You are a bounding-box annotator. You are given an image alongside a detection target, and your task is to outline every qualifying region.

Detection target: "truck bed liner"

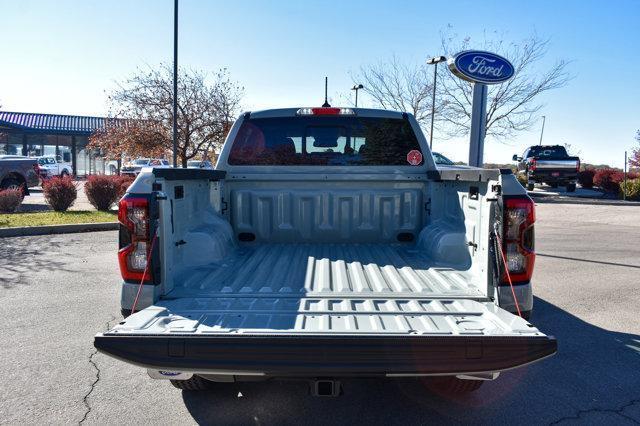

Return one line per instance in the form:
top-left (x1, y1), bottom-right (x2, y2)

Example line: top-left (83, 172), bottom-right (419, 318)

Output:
top-left (170, 243), bottom-right (483, 299)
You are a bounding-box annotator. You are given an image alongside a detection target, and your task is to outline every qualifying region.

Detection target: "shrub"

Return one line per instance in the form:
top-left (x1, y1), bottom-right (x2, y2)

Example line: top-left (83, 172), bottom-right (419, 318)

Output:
top-left (43, 176), bottom-right (77, 212)
top-left (116, 175), bottom-right (135, 198)
top-left (84, 175), bottom-right (121, 211)
top-left (577, 169), bottom-right (595, 189)
top-left (593, 168), bottom-right (624, 194)
top-left (0, 188), bottom-right (23, 213)
top-left (620, 178), bottom-right (640, 201)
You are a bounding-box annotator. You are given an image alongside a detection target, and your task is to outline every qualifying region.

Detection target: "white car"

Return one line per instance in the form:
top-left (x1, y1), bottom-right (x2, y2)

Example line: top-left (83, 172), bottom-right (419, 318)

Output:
top-left (37, 156), bottom-right (72, 178)
top-left (121, 158), bottom-right (170, 176)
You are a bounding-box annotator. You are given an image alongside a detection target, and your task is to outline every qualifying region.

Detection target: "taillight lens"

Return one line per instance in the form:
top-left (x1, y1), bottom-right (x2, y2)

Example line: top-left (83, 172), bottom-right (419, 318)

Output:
top-left (501, 196), bottom-right (535, 284)
top-left (118, 196), bottom-right (151, 282)
top-left (529, 158), bottom-right (537, 171)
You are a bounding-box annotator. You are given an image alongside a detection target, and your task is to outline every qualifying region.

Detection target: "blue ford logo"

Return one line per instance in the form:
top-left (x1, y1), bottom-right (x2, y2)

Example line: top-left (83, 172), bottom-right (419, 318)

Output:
top-left (448, 51), bottom-right (514, 84)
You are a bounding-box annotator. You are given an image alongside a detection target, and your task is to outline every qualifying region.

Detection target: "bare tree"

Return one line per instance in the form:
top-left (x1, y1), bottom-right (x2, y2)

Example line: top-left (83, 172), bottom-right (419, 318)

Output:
top-left (357, 30), bottom-right (572, 141)
top-left (357, 56), bottom-right (437, 125)
top-left (91, 64), bottom-right (243, 166)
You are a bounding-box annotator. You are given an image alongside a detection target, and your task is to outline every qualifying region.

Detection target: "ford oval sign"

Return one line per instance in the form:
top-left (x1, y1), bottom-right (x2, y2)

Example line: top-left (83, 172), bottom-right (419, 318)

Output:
top-left (448, 51), bottom-right (514, 84)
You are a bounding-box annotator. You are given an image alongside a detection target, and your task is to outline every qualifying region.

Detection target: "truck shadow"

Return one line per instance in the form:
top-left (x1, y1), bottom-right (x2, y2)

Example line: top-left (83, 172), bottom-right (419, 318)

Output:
top-left (180, 297), bottom-right (640, 425)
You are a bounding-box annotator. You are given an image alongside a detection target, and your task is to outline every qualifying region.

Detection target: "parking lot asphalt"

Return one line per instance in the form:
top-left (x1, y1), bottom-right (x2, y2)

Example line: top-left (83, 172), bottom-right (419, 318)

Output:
top-left (1, 202), bottom-right (639, 425)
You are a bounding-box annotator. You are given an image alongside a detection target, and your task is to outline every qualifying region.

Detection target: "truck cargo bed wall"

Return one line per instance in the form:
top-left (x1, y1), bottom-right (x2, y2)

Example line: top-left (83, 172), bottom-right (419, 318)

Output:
top-left (228, 179), bottom-right (425, 243)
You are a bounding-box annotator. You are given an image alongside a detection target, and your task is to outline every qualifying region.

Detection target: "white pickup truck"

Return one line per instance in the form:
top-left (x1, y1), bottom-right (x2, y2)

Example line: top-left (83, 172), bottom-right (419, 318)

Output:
top-left (95, 107), bottom-right (556, 395)
top-left (37, 156), bottom-right (72, 178)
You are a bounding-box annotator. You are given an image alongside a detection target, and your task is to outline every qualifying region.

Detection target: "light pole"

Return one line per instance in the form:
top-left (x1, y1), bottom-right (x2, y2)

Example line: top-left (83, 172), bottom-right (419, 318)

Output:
top-left (426, 56), bottom-right (447, 150)
top-left (538, 115), bottom-right (546, 146)
top-left (351, 84), bottom-right (363, 107)
top-left (172, 0), bottom-right (179, 168)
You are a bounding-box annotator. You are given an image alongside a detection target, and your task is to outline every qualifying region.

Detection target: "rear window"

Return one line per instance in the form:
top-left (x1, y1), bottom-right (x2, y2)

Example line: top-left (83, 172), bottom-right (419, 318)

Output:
top-left (228, 116), bottom-right (423, 166)
top-left (528, 146), bottom-right (568, 158)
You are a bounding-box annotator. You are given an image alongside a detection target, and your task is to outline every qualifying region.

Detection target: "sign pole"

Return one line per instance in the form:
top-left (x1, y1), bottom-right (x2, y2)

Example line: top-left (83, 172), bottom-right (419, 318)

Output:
top-left (538, 115), bottom-right (546, 145)
top-left (172, 0), bottom-right (179, 168)
top-left (468, 83), bottom-right (488, 167)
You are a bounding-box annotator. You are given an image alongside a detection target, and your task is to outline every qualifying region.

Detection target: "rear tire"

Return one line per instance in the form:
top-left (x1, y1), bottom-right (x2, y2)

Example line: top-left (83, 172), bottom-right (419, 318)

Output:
top-left (171, 375), bottom-right (214, 391)
top-left (429, 377), bottom-right (484, 394)
top-left (566, 183), bottom-right (576, 192)
top-left (527, 182), bottom-right (534, 191)
top-left (60, 170), bottom-right (69, 178)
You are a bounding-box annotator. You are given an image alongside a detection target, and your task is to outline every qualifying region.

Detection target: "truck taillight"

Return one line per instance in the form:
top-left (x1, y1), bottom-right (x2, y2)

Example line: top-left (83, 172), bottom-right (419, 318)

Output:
top-left (529, 158), bottom-right (537, 171)
top-left (501, 196), bottom-right (535, 284)
top-left (118, 196), bottom-right (152, 282)
top-left (576, 159), bottom-right (581, 172)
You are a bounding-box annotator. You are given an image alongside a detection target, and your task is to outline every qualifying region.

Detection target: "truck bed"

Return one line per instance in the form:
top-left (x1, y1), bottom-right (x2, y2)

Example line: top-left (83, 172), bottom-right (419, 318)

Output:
top-left (169, 243), bottom-right (484, 299)
top-left (112, 242), bottom-right (516, 338)
top-left (99, 242), bottom-right (552, 373)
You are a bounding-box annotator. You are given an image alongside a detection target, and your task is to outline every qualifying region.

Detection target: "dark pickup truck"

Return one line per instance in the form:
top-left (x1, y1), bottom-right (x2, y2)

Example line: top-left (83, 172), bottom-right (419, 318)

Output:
top-left (0, 155), bottom-right (40, 195)
top-left (513, 145), bottom-right (580, 192)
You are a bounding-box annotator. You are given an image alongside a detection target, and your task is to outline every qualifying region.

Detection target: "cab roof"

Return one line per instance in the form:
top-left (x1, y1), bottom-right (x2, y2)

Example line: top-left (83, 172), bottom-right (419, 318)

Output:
top-left (246, 107), bottom-right (408, 120)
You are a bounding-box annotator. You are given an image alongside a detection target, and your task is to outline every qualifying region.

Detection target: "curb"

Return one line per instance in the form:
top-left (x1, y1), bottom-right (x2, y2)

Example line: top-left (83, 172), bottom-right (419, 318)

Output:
top-left (0, 222), bottom-right (118, 238)
top-left (531, 196), bottom-right (639, 207)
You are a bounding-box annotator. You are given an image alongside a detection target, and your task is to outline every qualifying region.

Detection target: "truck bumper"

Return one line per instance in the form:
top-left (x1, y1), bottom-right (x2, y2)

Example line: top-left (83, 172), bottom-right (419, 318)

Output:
top-left (94, 333), bottom-right (556, 376)
top-left (529, 171), bottom-right (577, 184)
top-left (498, 282), bottom-right (533, 313)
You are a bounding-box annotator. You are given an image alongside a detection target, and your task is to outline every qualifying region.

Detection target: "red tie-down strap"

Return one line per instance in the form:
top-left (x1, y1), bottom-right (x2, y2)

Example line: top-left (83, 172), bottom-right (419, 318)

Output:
top-left (494, 228), bottom-right (523, 318)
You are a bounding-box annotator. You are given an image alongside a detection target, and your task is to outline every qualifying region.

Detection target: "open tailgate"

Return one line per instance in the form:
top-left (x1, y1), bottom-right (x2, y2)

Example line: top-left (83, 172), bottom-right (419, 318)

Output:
top-left (95, 298), bottom-right (556, 375)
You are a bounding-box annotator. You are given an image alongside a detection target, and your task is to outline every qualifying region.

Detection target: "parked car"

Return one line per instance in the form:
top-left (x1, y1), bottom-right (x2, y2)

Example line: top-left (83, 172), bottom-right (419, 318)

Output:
top-left (432, 152), bottom-right (455, 166)
top-left (187, 160), bottom-right (214, 169)
top-left (121, 158), bottom-right (170, 176)
top-left (0, 155), bottom-right (40, 195)
top-left (37, 155), bottom-right (72, 178)
top-left (513, 145), bottom-right (580, 192)
top-left (95, 107), bottom-right (556, 395)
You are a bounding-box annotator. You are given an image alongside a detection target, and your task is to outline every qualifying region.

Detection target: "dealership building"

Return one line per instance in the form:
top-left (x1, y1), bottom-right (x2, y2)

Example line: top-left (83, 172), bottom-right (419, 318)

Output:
top-left (0, 111), bottom-right (113, 176)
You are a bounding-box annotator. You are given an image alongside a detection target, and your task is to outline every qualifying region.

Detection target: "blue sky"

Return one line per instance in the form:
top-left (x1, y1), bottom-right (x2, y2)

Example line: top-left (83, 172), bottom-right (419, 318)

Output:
top-left (1, 0), bottom-right (639, 167)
